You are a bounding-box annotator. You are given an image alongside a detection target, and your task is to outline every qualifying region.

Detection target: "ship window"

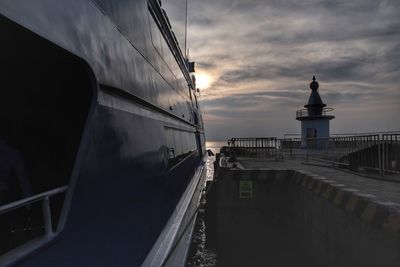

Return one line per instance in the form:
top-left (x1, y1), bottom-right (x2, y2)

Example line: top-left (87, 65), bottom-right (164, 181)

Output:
top-left (148, 3), bottom-right (190, 97)
top-left (148, 8), bottom-right (165, 59)
top-left (164, 127), bottom-right (197, 167)
top-left (200, 132), bottom-right (206, 153)
top-left (160, 0), bottom-right (187, 52)
top-left (193, 90), bottom-right (199, 109)
top-left (0, 15), bottom-right (92, 254)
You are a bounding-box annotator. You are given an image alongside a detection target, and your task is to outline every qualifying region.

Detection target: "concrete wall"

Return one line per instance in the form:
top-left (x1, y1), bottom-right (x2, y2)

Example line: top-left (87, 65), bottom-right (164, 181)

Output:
top-left (206, 168), bottom-right (400, 267)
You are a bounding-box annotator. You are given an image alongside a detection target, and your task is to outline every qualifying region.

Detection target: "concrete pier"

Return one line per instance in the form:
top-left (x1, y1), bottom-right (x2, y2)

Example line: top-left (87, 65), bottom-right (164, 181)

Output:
top-left (205, 156), bottom-right (400, 267)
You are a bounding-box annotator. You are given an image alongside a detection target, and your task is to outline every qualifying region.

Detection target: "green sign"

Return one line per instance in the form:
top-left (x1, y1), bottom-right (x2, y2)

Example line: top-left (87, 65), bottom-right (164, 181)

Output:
top-left (239, 180), bottom-right (253, 198)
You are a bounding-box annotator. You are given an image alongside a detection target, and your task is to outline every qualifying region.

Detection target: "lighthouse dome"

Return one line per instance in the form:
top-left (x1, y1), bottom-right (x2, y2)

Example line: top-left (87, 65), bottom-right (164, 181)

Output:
top-left (309, 75), bottom-right (319, 90)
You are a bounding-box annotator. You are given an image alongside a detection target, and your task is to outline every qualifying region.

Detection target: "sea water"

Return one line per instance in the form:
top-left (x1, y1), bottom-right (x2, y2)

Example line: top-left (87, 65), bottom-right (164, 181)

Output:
top-left (186, 141), bottom-right (225, 267)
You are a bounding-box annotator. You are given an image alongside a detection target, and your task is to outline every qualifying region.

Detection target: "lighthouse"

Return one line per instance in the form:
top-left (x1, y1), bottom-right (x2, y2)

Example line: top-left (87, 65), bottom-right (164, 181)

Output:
top-left (296, 76), bottom-right (334, 148)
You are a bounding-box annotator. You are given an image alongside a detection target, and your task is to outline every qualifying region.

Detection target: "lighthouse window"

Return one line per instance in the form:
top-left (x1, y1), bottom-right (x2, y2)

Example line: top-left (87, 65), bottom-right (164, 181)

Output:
top-left (306, 128), bottom-right (317, 138)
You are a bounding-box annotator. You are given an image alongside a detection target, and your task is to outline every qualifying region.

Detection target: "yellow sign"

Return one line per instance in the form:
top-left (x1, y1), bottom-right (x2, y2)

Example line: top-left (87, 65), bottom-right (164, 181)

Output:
top-left (239, 180), bottom-right (253, 198)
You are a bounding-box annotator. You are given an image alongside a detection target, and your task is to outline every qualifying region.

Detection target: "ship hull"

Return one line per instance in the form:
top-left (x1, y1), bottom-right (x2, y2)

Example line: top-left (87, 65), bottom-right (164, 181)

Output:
top-left (0, 0), bottom-right (206, 266)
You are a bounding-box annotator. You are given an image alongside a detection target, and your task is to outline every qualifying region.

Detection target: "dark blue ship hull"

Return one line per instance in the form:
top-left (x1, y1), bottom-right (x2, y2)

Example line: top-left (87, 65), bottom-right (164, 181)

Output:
top-left (0, 0), bottom-right (206, 266)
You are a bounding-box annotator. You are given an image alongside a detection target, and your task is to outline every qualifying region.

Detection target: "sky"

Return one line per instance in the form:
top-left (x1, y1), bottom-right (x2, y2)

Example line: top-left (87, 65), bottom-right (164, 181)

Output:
top-left (166, 0), bottom-right (400, 141)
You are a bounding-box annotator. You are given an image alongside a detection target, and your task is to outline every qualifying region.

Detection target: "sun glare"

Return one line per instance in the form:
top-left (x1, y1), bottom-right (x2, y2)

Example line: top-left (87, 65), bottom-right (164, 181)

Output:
top-left (196, 73), bottom-right (211, 89)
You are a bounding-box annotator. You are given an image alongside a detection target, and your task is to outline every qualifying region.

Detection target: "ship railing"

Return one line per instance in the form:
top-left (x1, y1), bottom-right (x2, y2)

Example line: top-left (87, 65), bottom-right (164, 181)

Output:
top-left (296, 107), bottom-right (334, 118)
top-left (0, 186), bottom-right (68, 265)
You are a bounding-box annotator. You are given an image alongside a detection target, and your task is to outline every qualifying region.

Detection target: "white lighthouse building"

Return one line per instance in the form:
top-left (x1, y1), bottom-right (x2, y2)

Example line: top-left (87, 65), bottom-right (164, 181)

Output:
top-left (296, 76), bottom-right (334, 148)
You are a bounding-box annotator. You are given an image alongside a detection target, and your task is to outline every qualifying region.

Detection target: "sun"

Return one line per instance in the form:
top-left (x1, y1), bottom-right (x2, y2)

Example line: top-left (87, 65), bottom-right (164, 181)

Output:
top-left (195, 73), bottom-right (211, 89)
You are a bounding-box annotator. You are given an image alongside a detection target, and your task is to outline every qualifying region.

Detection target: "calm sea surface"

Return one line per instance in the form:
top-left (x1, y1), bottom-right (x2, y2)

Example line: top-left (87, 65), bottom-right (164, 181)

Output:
top-left (186, 141), bottom-right (225, 267)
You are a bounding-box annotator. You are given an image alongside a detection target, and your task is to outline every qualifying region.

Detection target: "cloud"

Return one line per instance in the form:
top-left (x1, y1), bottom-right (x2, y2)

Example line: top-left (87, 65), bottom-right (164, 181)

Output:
top-left (195, 62), bottom-right (216, 70)
top-left (182, 0), bottom-right (400, 140)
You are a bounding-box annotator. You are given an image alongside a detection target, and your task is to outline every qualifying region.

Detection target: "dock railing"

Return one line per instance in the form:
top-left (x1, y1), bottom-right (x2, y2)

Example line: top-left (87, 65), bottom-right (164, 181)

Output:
top-left (382, 133), bottom-right (400, 173)
top-left (227, 137), bottom-right (281, 159)
top-left (227, 132), bottom-right (400, 175)
top-left (297, 135), bottom-right (381, 171)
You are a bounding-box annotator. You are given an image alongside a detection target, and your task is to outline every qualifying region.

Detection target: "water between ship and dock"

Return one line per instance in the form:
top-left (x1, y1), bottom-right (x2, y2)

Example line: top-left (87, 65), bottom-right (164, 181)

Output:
top-left (186, 141), bottom-right (222, 267)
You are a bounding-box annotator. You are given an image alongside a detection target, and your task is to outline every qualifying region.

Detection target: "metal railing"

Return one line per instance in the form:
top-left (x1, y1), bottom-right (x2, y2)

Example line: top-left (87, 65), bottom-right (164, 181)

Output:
top-left (382, 134), bottom-right (400, 172)
top-left (0, 186), bottom-right (67, 236)
top-left (0, 186), bottom-right (68, 265)
top-left (227, 137), bottom-right (281, 159)
top-left (293, 136), bottom-right (381, 170)
top-left (228, 137), bottom-right (278, 148)
top-left (226, 133), bottom-right (400, 175)
top-left (296, 107), bottom-right (334, 118)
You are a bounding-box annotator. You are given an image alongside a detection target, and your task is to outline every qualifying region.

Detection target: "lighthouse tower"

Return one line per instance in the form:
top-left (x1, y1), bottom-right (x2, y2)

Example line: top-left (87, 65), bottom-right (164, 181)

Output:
top-left (296, 76), bottom-right (334, 148)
